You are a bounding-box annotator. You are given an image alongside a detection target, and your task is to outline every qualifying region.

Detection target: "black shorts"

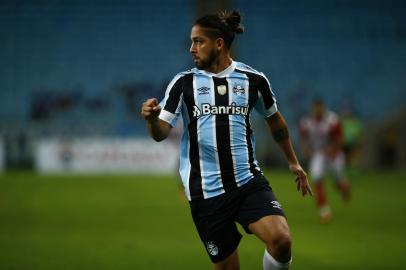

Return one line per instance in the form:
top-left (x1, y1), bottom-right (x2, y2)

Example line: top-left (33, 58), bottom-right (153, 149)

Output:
top-left (189, 174), bottom-right (286, 263)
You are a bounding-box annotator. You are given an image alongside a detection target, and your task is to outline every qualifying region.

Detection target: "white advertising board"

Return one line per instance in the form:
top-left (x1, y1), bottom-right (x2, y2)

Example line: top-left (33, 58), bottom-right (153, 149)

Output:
top-left (34, 138), bottom-right (178, 174)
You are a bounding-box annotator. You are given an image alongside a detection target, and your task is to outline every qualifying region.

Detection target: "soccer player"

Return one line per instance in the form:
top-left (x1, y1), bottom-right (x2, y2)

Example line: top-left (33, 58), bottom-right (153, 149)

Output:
top-left (299, 100), bottom-right (351, 224)
top-left (141, 10), bottom-right (312, 270)
top-left (341, 106), bottom-right (363, 171)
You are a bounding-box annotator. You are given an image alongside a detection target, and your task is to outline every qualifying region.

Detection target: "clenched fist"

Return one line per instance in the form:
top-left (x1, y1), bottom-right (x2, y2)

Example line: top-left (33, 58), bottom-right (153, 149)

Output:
top-left (141, 98), bottom-right (161, 122)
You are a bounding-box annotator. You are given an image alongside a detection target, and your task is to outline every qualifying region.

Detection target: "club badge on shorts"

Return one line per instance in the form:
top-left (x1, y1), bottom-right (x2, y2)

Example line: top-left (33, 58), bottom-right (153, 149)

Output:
top-left (217, 85), bottom-right (227, 95)
top-left (206, 241), bottom-right (219, 256)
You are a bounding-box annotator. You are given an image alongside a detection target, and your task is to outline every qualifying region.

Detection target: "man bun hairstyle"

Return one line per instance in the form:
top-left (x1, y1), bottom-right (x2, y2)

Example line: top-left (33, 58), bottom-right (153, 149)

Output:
top-left (218, 10), bottom-right (244, 34)
top-left (194, 9), bottom-right (244, 49)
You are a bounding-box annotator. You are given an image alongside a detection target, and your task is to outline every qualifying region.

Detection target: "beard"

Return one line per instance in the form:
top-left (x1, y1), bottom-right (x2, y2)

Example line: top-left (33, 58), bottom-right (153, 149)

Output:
top-left (195, 49), bottom-right (219, 70)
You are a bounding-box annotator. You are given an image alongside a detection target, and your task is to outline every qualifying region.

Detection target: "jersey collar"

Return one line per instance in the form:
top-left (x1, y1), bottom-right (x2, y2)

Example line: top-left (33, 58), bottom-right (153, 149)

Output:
top-left (195, 60), bottom-right (237, 77)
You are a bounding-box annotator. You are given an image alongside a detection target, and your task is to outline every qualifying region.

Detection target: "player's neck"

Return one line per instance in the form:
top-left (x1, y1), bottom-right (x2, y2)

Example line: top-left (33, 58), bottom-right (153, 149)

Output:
top-left (205, 54), bottom-right (232, 74)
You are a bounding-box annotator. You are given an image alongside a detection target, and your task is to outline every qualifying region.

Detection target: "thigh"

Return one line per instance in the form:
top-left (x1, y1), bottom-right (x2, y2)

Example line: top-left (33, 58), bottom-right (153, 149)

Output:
top-left (247, 215), bottom-right (290, 245)
top-left (213, 249), bottom-right (240, 270)
top-left (310, 152), bottom-right (326, 181)
top-left (329, 152), bottom-right (346, 181)
top-left (236, 175), bottom-right (285, 234)
top-left (190, 194), bottom-right (242, 263)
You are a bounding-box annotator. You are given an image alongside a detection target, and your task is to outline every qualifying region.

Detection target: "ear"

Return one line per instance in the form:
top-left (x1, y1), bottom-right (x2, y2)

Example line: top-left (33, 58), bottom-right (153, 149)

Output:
top-left (215, 38), bottom-right (225, 51)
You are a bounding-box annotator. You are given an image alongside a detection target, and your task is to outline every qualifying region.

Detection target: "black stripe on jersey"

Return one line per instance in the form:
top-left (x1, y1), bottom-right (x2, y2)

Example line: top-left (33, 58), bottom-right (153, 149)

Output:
top-left (258, 76), bottom-right (275, 110)
top-left (235, 69), bottom-right (262, 176)
top-left (163, 76), bottom-right (184, 113)
top-left (213, 77), bottom-right (237, 191)
top-left (182, 73), bottom-right (203, 199)
top-left (245, 113), bottom-right (261, 177)
top-left (182, 73), bottom-right (197, 121)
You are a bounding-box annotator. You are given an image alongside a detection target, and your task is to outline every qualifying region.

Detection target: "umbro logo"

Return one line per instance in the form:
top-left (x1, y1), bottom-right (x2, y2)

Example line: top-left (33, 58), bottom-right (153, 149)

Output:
top-left (271, 200), bottom-right (282, 209)
top-left (197, 86), bottom-right (210, 95)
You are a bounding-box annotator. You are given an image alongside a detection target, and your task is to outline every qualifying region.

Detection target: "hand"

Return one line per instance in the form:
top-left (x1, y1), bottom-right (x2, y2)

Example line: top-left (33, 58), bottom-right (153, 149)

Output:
top-left (141, 98), bottom-right (161, 122)
top-left (289, 164), bottom-right (313, 197)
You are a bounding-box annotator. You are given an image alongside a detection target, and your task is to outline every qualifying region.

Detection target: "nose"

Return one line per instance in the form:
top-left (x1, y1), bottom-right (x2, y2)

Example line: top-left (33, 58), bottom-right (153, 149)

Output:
top-left (190, 42), bottom-right (196, 54)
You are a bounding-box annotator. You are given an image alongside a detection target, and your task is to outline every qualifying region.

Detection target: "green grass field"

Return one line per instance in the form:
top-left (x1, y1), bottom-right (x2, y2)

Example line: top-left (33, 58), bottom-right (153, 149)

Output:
top-left (1, 170), bottom-right (405, 270)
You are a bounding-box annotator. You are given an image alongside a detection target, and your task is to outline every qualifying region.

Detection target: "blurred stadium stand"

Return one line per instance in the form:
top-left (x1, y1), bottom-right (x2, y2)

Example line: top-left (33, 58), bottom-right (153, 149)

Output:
top-left (0, 0), bottom-right (405, 169)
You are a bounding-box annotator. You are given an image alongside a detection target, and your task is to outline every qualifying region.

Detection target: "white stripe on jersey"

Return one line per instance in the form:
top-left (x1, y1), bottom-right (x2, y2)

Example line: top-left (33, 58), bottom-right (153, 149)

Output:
top-left (193, 75), bottom-right (208, 198)
top-left (226, 75), bottom-right (239, 184)
top-left (180, 100), bottom-right (192, 201)
top-left (184, 132), bottom-right (191, 200)
top-left (240, 72), bottom-right (254, 186)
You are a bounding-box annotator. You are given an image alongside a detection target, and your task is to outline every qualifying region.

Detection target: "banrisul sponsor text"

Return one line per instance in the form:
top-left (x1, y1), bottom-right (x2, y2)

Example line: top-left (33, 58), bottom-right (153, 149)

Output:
top-left (193, 103), bottom-right (248, 118)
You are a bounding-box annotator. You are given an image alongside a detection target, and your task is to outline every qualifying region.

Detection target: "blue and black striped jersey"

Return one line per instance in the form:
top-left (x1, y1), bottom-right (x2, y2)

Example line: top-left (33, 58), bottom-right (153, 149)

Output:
top-left (159, 61), bottom-right (278, 201)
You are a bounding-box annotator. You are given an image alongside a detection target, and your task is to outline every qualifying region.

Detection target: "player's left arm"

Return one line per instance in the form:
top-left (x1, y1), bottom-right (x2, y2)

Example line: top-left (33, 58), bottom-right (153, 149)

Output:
top-left (266, 112), bottom-right (313, 197)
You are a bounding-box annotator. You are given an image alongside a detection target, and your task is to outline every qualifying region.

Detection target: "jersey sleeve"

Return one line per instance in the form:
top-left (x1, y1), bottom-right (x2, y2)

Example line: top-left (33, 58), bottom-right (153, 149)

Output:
top-left (253, 74), bottom-right (278, 118)
top-left (158, 74), bottom-right (184, 127)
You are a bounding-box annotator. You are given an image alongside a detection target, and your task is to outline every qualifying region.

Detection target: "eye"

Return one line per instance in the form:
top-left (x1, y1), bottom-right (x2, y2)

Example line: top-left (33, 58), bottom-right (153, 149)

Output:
top-left (193, 38), bottom-right (203, 45)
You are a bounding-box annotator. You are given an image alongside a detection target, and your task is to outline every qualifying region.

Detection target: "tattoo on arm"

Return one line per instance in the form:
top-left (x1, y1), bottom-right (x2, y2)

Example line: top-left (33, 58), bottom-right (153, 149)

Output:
top-left (272, 127), bottom-right (290, 142)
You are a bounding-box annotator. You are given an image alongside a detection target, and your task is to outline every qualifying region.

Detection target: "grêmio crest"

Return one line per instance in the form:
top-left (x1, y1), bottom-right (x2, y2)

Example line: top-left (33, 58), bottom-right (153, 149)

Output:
top-left (232, 84), bottom-right (245, 95)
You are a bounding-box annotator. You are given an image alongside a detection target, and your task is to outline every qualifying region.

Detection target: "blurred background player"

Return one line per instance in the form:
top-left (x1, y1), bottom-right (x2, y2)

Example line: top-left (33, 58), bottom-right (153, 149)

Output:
top-left (341, 105), bottom-right (363, 174)
top-left (299, 99), bottom-right (351, 224)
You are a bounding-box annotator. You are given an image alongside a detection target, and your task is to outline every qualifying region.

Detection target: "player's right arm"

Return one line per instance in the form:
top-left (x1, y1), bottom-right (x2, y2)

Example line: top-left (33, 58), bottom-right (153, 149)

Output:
top-left (253, 73), bottom-right (312, 197)
top-left (141, 98), bottom-right (172, 142)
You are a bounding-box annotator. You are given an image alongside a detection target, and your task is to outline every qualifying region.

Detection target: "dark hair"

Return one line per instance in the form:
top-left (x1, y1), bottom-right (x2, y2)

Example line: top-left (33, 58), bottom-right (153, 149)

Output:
top-left (312, 97), bottom-right (324, 106)
top-left (194, 10), bottom-right (244, 49)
